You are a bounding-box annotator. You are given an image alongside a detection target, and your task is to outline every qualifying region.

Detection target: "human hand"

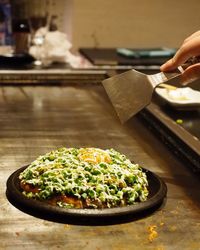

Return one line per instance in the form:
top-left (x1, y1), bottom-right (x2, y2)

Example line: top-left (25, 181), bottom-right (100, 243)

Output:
top-left (160, 31), bottom-right (200, 85)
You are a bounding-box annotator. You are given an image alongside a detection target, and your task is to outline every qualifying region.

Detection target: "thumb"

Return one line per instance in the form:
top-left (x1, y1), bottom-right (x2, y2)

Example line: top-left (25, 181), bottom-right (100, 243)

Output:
top-left (181, 63), bottom-right (200, 85)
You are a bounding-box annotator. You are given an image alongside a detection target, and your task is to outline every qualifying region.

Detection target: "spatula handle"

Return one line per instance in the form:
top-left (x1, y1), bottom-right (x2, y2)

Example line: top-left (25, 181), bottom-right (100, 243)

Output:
top-left (160, 56), bottom-right (200, 86)
top-left (148, 70), bottom-right (182, 88)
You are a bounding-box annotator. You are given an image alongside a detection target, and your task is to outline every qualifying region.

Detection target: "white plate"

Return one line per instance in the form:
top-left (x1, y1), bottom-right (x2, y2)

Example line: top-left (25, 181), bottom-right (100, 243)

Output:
top-left (155, 87), bottom-right (200, 109)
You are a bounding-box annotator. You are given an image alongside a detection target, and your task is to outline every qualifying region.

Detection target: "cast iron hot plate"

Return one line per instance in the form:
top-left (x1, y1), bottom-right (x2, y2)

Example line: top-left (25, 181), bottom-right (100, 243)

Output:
top-left (6, 166), bottom-right (167, 225)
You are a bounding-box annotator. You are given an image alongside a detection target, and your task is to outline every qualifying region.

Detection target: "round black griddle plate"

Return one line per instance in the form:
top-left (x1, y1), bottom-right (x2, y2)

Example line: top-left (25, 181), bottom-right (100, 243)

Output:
top-left (6, 166), bottom-right (167, 225)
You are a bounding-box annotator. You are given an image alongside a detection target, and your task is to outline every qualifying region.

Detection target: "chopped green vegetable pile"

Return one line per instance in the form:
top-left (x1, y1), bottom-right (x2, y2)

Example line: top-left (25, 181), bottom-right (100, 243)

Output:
top-left (19, 147), bottom-right (149, 209)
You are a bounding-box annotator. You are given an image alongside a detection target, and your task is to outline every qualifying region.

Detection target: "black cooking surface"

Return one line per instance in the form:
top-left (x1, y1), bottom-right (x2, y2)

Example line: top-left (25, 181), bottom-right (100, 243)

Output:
top-left (160, 105), bottom-right (200, 140)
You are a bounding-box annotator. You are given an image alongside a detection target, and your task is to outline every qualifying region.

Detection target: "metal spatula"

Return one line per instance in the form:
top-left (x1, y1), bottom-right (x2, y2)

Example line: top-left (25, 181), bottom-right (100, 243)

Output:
top-left (102, 69), bottom-right (184, 123)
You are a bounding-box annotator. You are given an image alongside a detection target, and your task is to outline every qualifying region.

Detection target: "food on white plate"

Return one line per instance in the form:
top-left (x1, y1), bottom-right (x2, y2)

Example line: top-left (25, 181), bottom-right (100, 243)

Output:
top-left (19, 147), bottom-right (149, 209)
top-left (156, 86), bottom-right (200, 108)
top-left (166, 88), bottom-right (190, 101)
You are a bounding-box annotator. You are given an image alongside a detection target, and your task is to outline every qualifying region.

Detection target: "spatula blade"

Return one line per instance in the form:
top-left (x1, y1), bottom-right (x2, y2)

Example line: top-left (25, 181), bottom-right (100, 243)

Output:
top-left (102, 69), bottom-right (154, 123)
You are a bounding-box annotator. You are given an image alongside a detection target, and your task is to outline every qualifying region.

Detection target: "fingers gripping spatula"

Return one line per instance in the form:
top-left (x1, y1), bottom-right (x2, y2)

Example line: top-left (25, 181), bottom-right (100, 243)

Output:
top-left (102, 69), bottom-right (183, 123)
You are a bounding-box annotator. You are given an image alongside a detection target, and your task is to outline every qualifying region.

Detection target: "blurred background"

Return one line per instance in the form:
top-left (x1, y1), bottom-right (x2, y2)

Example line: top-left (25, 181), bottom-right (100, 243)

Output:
top-left (70, 0), bottom-right (200, 50)
top-left (1, 0), bottom-right (199, 51)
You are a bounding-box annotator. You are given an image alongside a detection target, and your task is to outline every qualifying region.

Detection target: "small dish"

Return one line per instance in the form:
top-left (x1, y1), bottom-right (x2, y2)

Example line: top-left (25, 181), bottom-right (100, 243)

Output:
top-left (0, 53), bottom-right (34, 67)
top-left (155, 87), bottom-right (200, 109)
